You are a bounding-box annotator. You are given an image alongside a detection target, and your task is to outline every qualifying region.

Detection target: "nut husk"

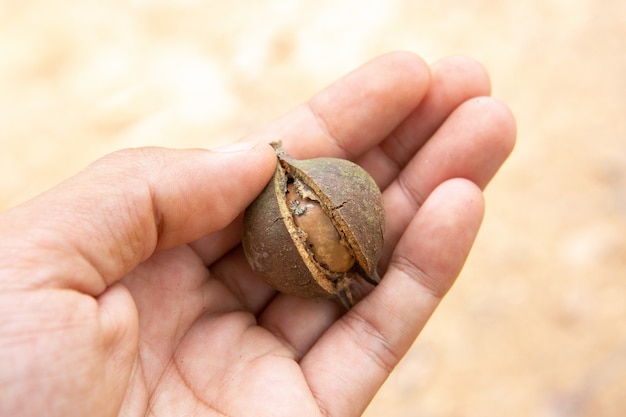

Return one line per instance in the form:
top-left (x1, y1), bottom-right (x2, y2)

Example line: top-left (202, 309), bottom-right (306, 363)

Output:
top-left (242, 142), bottom-right (385, 308)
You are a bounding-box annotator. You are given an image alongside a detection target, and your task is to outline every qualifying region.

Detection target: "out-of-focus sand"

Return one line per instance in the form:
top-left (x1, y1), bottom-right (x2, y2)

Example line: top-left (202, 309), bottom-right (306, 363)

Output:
top-left (1, 1), bottom-right (625, 415)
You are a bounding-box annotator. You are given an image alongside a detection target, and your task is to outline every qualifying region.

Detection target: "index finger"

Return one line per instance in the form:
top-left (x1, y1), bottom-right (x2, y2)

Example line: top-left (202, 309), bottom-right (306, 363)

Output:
top-left (247, 51), bottom-right (431, 161)
top-left (192, 51), bottom-right (431, 266)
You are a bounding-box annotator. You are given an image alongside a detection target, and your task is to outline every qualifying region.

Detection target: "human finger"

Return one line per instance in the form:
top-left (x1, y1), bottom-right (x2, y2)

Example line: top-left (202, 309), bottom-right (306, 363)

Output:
top-left (253, 97), bottom-right (514, 355)
top-left (380, 97), bottom-right (515, 269)
top-left (207, 60), bottom-right (515, 346)
top-left (354, 55), bottom-right (492, 189)
top-left (0, 144), bottom-right (276, 295)
top-left (192, 51), bottom-right (432, 296)
top-left (246, 50), bottom-right (431, 161)
top-left (300, 178), bottom-right (485, 417)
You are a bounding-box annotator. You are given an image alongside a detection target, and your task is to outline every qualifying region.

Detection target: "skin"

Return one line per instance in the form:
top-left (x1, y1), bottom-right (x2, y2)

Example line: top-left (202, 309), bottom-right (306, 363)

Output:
top-left (0, 51), bottom-right (516, 416)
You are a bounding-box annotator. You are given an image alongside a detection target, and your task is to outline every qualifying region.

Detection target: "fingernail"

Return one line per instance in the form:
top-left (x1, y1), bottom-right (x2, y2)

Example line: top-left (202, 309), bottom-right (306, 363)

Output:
top-left (211, 141), bottom-right (257, 153)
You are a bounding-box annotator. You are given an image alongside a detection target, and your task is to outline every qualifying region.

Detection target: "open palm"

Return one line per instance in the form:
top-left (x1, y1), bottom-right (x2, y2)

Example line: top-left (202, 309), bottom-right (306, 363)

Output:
top-left (0, 52), bottom-right (515, 417)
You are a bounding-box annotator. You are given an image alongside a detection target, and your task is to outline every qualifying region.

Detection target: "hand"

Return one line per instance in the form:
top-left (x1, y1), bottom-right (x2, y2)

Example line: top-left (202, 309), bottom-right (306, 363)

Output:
top-left (0, 52), bottom-right (515, 417)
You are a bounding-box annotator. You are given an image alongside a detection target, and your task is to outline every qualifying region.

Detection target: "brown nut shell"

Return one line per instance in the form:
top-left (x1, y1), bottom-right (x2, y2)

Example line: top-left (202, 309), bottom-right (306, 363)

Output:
top-left (242, 142), bottom-right (385, 308)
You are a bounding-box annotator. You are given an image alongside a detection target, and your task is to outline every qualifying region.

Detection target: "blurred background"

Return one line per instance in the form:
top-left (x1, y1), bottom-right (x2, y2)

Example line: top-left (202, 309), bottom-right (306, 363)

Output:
top-left (1, 0), bottom-right (625, 415)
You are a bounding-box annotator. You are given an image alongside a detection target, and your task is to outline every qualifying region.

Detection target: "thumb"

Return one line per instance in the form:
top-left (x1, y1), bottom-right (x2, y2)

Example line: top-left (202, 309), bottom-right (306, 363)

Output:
top-left (0, 142), bottom-right (277, 294)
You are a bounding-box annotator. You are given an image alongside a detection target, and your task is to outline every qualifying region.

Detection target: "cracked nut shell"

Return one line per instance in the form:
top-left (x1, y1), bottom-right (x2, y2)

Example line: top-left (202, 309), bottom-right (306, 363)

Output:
top-left (242, 142), bottom-right (385, 308)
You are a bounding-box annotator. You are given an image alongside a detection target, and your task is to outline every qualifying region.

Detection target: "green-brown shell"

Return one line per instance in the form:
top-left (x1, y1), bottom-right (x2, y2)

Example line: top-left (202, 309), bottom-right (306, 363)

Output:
top-left (242, 142), bottom-right (385, 308)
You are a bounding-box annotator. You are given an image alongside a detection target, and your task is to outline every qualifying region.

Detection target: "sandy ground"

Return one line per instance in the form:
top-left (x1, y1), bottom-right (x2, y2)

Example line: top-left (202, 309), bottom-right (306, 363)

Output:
top-left (1, 1), bottom-right (625, 416)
